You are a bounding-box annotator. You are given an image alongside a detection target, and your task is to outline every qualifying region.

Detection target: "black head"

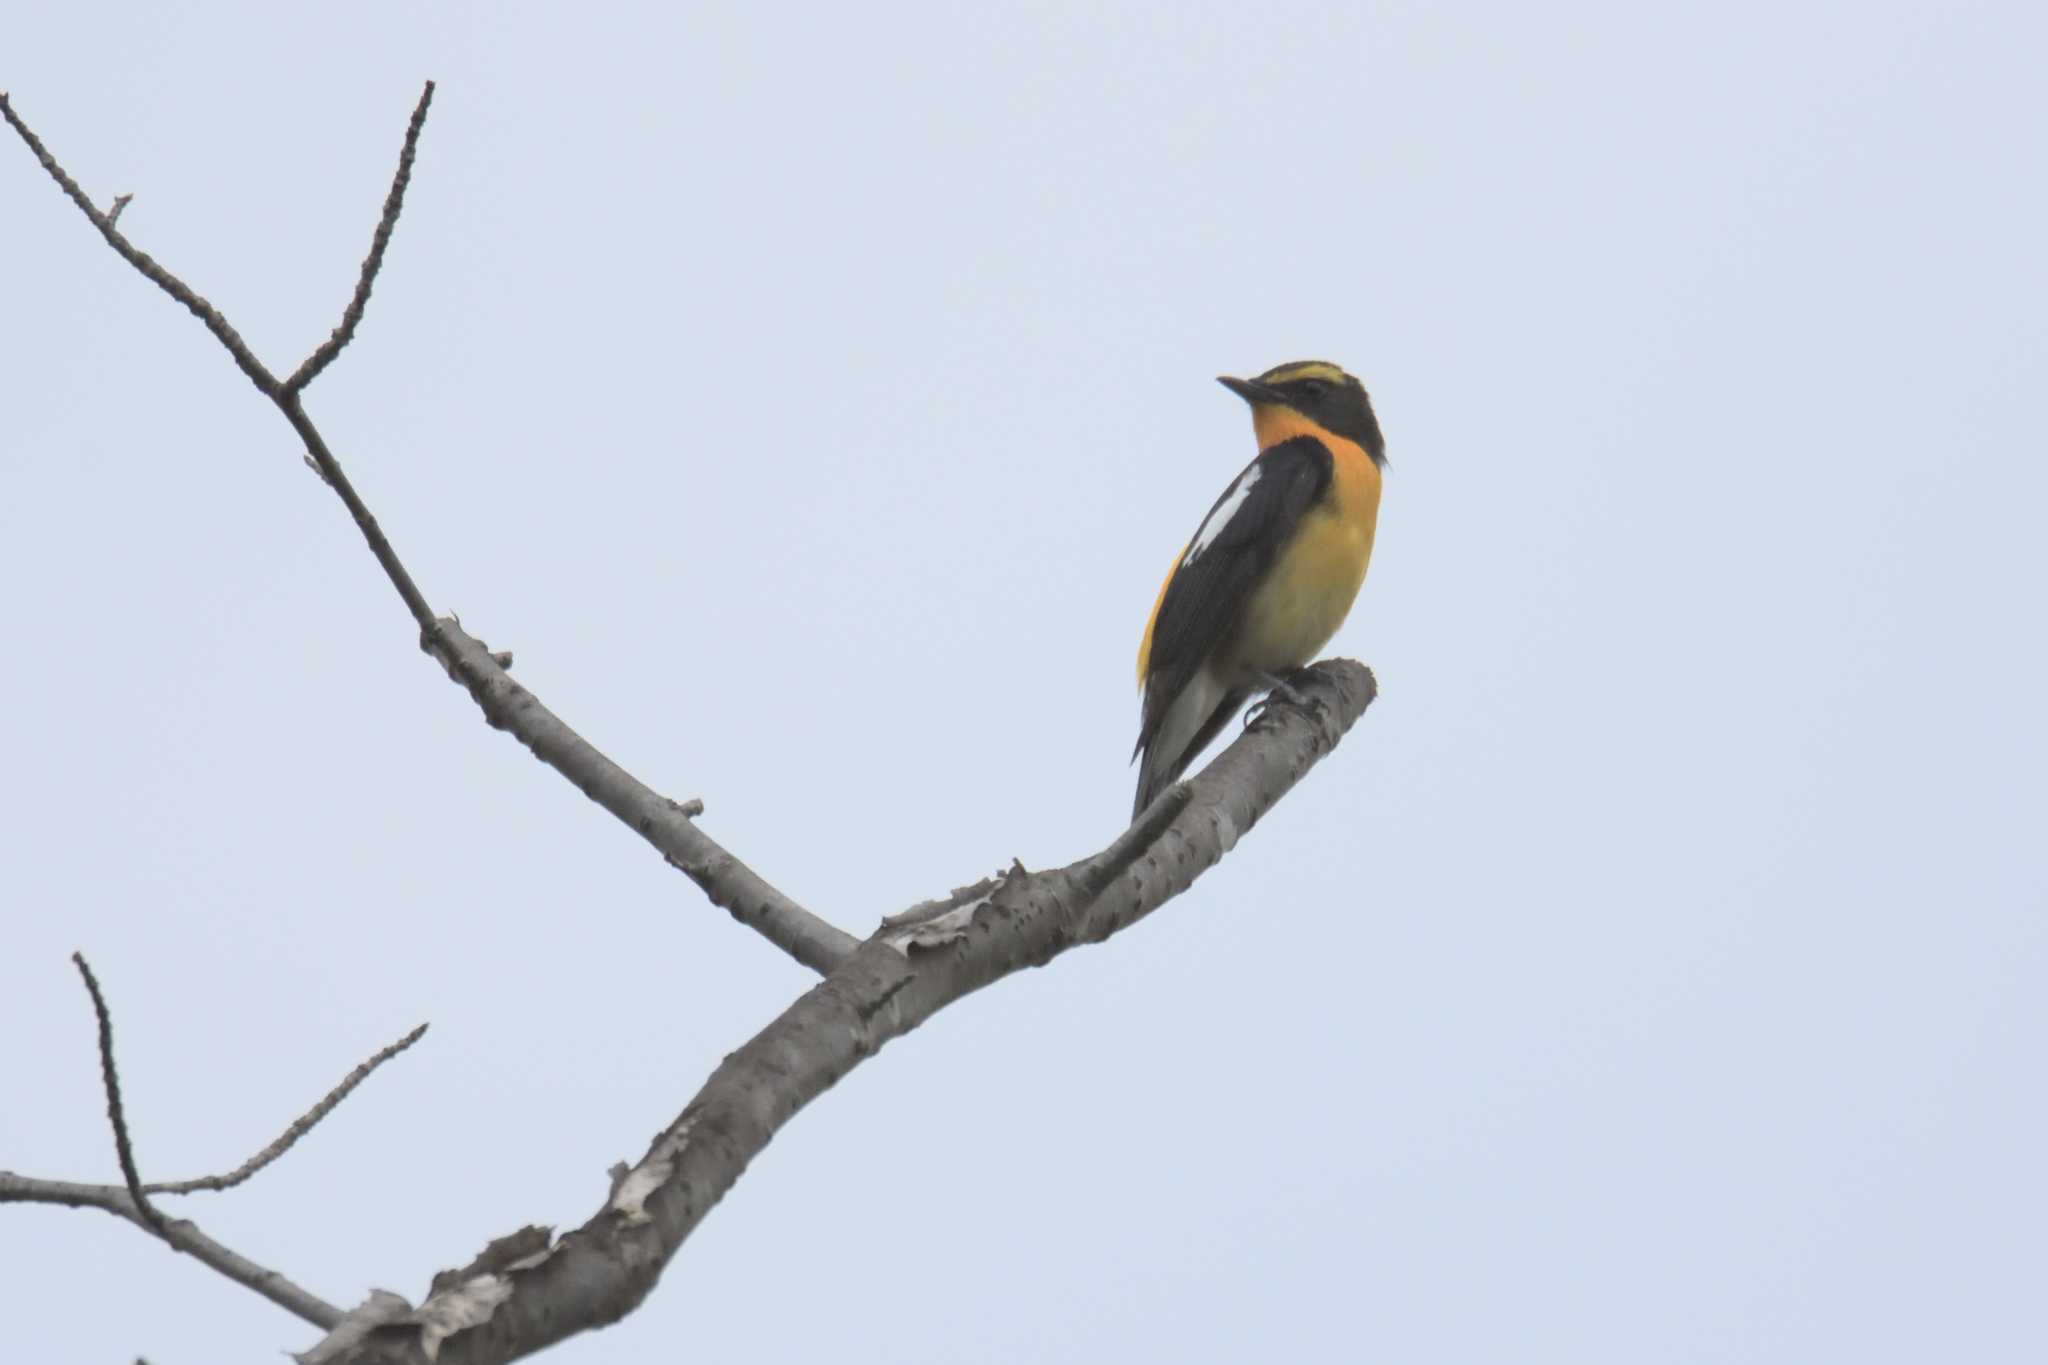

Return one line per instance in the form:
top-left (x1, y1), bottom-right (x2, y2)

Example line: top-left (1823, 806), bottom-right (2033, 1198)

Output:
top-left (1219, 360), bottom-right (1386, 466)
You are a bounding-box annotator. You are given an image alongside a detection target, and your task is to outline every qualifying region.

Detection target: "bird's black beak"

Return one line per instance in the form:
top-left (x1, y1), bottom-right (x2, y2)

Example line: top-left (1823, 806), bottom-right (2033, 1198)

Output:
top-left (1218, 375), bottom-right (1281, 405)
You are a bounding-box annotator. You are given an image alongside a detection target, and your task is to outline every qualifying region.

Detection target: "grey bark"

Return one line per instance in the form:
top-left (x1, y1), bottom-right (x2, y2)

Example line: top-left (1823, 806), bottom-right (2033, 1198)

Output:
top-left (301, 660), bottom-right (1376, 1365)
top-left (5, 84), bottom-right (1383, 1363)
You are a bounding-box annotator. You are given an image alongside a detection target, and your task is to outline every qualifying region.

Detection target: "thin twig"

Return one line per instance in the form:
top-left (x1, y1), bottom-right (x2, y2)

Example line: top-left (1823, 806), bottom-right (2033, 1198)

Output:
top-left (69, 952), bottom-right (168, 1237)
top-left (432, 618), bottom-right (860, 972)
top-left (4, 85), bottom-right (855, 976)
top-left (282, 392), bottom-right (438, 628)
top-left (0, 1010), bottom-right (424, 1320)
top-left (144, 1022), bottom-right (429, 1196)
top-left (0, 1172), bottom-right (344, 1329)
top-left (285, 82), bottom-right (435, 396)
top-left (1, 92), bottom-right (279, 398)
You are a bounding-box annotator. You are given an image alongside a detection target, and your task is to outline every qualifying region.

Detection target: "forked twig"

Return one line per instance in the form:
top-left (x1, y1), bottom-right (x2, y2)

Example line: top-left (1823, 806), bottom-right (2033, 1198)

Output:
top-left (2, 83), bottom-right (854, 972)
top-left (2, 996), bottom-right (427, 1327)
top-left (69, 953), bottom-right (167, 1237)
top-left (0, 1171), bottom-right (344, 1328)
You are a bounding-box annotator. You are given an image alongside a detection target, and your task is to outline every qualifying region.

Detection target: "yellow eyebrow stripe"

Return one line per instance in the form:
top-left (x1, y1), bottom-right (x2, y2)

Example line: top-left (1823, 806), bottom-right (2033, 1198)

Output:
top-left (1256, 361), bottom-right (1348, 386)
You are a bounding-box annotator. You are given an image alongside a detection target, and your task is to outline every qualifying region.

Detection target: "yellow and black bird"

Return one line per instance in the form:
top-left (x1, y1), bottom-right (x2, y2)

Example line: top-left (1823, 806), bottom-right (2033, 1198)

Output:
top-left (1132, 361), bottom-right (1386, 818)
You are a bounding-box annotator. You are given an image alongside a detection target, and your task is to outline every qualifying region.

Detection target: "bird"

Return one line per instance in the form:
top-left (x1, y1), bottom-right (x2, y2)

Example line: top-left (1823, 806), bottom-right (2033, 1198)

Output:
top-left (1131, 360), bottom-right (1386, 820)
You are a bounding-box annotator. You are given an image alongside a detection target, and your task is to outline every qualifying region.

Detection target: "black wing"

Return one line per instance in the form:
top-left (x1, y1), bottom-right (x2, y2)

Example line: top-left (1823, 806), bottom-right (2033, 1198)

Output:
top-left (1135, 434), bottom-right (1333, 760)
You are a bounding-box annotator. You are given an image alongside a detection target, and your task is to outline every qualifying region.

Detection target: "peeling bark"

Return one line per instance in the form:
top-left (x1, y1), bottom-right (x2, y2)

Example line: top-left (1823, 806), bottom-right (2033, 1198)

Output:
top-left (309, 661), bottom-right (1376, 1365)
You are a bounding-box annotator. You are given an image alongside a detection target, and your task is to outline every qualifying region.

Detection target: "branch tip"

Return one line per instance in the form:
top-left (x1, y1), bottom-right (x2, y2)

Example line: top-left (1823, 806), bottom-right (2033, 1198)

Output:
top-left (144, 1020), bottom-right (431, 1197)
top-left (3, 91), bottom-right (280, 397)
top-left (69, 953), bottom-right (168, 1238)
top-left (282, 81), bottom-right (436, 395)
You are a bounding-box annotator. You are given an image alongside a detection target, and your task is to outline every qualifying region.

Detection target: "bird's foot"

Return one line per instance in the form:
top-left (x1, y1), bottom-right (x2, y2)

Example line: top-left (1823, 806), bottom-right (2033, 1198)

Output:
top-left (1242, 669), bottom-right (1320, 729)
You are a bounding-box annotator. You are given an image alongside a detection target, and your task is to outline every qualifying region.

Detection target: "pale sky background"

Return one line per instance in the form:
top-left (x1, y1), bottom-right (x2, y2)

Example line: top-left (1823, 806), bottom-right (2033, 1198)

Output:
top-left (5, 3), bottom-right (2044, 1362)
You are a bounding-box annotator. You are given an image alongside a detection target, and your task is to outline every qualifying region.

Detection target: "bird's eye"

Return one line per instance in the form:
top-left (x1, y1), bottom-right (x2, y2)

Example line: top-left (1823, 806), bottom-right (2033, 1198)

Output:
top-left (1297, 379), bottom-right (1330, 400)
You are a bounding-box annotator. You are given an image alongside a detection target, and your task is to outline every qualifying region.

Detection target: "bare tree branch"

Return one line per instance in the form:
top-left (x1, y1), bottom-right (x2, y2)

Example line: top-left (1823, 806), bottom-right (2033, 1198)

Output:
top-left (428, 618), bottom-right (860, 971)
top-left (3, 989), bottom-right (426, 1326)
top-left (1, 91), bottom-right (280, 399)
top-left (305, 660), bottom-right (1377, 1365)
top-left (285, 82), bottom-right (435, 396)
top-left (10, 84), bottom-right (1382, 1365)
top-left (1, 85), bottom-right (853, 973)
top-left (68, 953), bottom-right (167, 1238)
top-left (0, 1173), bottom-right (343, 1329)
top-left (286, 387), bottom-right (440, 628)
top-left (143, 1023), bottom-right (430, 1197)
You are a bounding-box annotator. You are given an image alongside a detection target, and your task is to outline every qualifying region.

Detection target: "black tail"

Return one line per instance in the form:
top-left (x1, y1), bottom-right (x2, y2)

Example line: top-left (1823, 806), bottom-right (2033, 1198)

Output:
top-left (1131, 687), bottom-right (1247, 822)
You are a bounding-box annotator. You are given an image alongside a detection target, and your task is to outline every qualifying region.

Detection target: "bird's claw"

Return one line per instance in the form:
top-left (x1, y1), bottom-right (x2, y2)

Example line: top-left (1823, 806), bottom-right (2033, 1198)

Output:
top-left (1242, 671), bottom-right (1319, 729)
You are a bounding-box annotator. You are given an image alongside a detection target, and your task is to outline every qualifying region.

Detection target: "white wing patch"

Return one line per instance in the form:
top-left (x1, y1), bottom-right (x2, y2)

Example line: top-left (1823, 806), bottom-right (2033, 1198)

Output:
top-left (1182, 465), bottom-right (1260, 567)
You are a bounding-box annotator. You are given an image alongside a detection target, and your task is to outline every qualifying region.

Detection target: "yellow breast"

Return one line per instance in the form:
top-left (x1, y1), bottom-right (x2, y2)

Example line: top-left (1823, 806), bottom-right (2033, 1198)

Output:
top-left (1227, 433), bottom-right (1380, 676)
top-left (1138, 409), bottom-right (1383, 687)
